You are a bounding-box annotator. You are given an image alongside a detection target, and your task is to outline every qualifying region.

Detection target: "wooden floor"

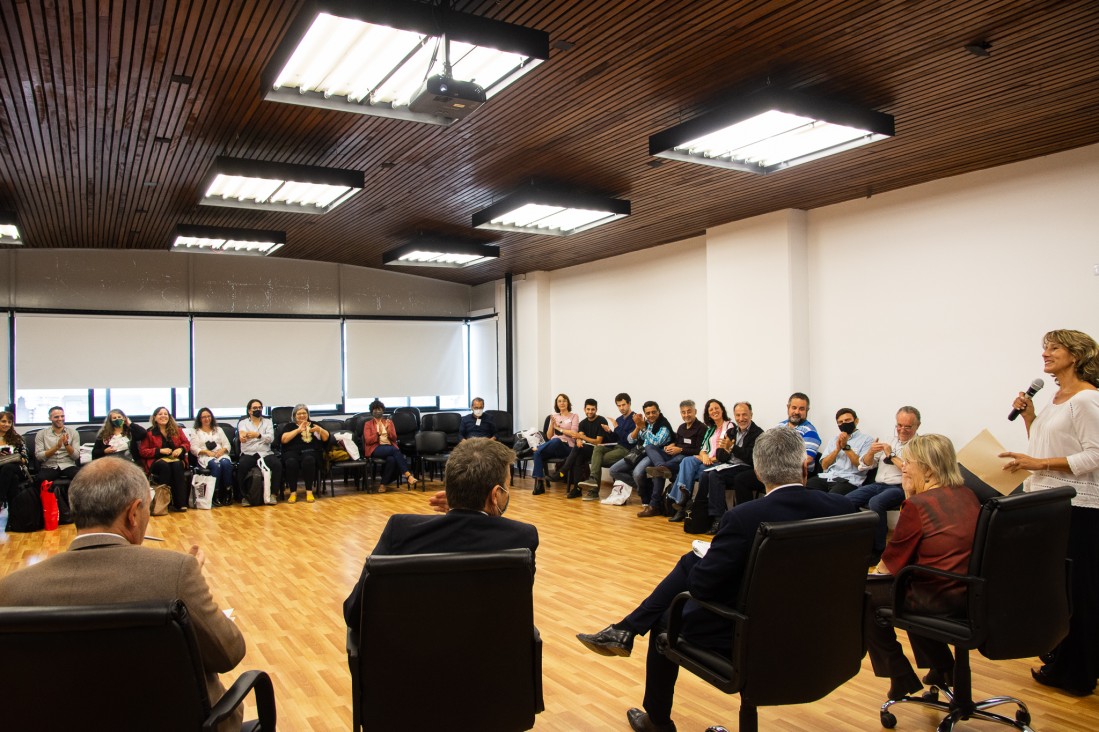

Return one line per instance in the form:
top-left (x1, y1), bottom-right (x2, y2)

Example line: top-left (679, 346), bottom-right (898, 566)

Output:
top-left (2, 476), bottom-right (1098, 731)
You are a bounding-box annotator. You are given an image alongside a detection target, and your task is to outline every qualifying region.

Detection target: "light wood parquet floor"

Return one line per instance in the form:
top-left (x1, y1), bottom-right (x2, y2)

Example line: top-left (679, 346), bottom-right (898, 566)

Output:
top-left (2, 476), bottom-right (1098, 731)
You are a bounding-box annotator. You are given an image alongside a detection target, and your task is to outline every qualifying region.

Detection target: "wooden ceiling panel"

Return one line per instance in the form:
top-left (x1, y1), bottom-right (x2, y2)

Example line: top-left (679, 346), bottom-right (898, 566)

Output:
top-left (0, 0), bottom-right (1097, 285)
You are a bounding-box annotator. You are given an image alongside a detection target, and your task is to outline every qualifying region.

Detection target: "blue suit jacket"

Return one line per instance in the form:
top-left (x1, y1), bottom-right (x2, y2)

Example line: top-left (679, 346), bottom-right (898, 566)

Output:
top-left (343, 509), bottom-right (539, 627)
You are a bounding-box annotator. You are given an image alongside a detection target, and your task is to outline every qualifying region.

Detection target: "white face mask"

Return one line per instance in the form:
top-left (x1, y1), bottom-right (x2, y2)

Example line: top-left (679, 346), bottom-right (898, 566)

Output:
top-left (472, 408), bottom-right (484, 418)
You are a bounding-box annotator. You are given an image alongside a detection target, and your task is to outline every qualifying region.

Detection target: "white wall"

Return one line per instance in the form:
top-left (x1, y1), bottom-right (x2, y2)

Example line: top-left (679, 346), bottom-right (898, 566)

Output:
top-left (512, 142), bottom-right (1099, 452)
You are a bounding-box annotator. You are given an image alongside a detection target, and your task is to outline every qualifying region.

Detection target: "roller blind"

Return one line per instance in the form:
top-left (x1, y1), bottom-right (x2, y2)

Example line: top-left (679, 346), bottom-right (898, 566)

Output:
top-left (15, 313), bottom-right (190, 388)
top-left (0, 313), bottom-right (8, 403)
top-left (346, 320), bottom-right (465, 398)
top-left (469, 318), bottom-right (498, 408)
top-left (193, 318), bottom-right (342, 408)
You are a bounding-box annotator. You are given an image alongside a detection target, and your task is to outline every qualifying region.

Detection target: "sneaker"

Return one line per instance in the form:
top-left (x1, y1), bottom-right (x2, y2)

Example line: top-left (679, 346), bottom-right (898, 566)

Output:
top-left (306, 490), bottom-right (315, 503)
top-left (583, 488), bottom-right (600, 501)
top-left (241, 498), bottom-right (251, 507)
top-left (567, 487), bottom-right (582, 499)
top-left (578, 479), bottom-right (598, 489)
top-left (288, 492), bottom-right (297, 504)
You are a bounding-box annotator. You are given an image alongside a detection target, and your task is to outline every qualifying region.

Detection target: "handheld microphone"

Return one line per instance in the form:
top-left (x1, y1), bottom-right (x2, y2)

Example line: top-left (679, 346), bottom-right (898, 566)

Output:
top-left (1008, 378), bottom-right (1045, 421)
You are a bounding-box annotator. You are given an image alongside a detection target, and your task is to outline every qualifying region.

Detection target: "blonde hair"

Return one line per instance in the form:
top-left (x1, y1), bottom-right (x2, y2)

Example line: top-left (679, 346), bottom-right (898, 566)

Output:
top-left (1043, 329), bottom-right (1099, 387)
top-left (902, 434), bottom-right (963, 489)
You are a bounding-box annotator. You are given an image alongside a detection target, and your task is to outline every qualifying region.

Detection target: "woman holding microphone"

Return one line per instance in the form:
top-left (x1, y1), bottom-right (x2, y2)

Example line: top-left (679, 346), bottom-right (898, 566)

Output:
top-left (1001, 329), bottom-right (1099, 696)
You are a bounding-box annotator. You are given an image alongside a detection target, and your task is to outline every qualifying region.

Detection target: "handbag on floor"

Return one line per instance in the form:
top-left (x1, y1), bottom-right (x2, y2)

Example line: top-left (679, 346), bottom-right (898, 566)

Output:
top-left (150, 484), bottom-right (172, 516)
top-left (191, 474), bottom-right (216, 510)
top-left (5, 480), bottom-right (44, 532)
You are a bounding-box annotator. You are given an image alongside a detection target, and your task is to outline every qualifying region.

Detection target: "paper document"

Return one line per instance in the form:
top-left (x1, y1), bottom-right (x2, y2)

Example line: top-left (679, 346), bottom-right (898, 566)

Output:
top-left (692, 540), bottom-right (711, 558)
top-left (957, 429), bottom-right (1027, 495)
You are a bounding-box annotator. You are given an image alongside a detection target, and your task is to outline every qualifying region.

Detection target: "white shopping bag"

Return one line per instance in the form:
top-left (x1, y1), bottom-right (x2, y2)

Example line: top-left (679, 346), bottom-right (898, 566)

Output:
top-left (257, 456), bottom-right (276, 505)
top-left (191, 474), bottom-right (217, 510)
top-left (334, 431), bottom-right (361, 460)
top-left (601, 479), bottom-right (634, 506)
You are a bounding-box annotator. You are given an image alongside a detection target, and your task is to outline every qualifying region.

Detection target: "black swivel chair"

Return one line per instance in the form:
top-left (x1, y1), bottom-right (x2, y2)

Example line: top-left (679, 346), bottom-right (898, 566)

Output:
top-left (347, 549), bottom-right (543, 731)
top-left (878, 486), bottom-right (1075, 731)
top-left (0, 599), bottom-right (276, 731)
top-left (658, 511), bottom-right (878, 732)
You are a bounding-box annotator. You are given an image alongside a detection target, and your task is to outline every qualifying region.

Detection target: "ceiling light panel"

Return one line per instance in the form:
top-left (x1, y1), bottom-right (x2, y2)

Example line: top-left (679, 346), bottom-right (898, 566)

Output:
top-left (472, 185), bottom-right (631, 236)
top-left (200, 157), bottom-right (364, 214)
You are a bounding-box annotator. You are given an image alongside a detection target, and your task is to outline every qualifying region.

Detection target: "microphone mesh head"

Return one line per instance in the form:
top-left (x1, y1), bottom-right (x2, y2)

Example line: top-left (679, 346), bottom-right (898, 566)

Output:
top-left (1031, 378), bottom-right (1045, 392)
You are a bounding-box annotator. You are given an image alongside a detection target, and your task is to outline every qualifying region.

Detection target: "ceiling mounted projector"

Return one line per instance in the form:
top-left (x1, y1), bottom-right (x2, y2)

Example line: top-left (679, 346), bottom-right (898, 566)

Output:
top-left (408, 75), bottom-right (486, 120)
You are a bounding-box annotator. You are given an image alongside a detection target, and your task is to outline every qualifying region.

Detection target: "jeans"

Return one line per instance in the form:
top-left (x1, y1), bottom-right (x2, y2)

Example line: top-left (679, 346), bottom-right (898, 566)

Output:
top-left (645, 447), bottom-right (684, 507)
top-left (845, 482), bottom-right (904, 553)
top-left (610, 455), bottom-right (653, 498)
top-left (206, 457), bottom-right (234, 495)
top-left (372, 444), bottom-right (409, 483)
top-left (588, 444), bottom-right (628, 484)
top-left (531, 437), bottom-right (570, 478)
top-left (666, 455), bottom-right (706, 505)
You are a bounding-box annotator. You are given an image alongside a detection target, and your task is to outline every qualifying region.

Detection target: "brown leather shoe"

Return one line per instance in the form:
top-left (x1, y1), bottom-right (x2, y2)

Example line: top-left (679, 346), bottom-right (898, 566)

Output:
top-left (637, 505), bottom-right (660, 518)
top-left (627, 708), bottom-right (676, 732)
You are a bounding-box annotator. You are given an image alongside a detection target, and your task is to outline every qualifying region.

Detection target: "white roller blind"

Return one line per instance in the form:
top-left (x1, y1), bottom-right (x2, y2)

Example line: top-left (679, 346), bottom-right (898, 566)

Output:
top-left (346, 320), bottom-right (466, 398)
top-left (0, 313), bottom-right (8, 403)
top-left (15, 313), bottom-right (190, 388)
top-left (469, 318), bottom-right (498, 408)
top-left (194, 318), bottom-right (342, 408)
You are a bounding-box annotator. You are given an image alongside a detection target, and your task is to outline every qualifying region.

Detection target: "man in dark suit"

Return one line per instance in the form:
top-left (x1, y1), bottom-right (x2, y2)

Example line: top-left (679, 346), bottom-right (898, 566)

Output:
top-left (576, 427), bottom-right (855, 732)
top-left (343, 437), bottom-right (539, 628)
top-left (0, 458), bottom-right (246, 732)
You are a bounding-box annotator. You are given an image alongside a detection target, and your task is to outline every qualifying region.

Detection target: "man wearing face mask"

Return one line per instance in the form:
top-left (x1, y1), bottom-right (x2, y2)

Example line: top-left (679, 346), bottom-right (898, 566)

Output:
top-left (805, 407), bottom-right (874, 495)
top-left (342, 437), bottom-right (538, 628)
top-left (459, 397), bottom-right (497, 441)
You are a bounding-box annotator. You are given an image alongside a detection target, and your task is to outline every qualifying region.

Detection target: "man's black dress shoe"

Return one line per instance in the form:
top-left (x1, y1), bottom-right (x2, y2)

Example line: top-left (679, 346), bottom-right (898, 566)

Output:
top-left (576, 625), bottom-right (635, 657)
top-left (668, 508), bottom-right (685, 522)
top-left (1031, 667), bottom-right (1093, 696)
top-left (626, 707), bottom-right (677, 732)
top-left (887, 671), bottom-right (923, 701)
top-left (706, 518), bottom-right (721, 535)
top-left (922, 668), bottom-right (953, 689)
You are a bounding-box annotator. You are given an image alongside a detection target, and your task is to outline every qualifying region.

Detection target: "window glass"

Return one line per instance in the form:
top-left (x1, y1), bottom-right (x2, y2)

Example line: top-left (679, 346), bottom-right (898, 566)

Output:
top-left (438, 395), bottom-right (466, 410)
top-left (107, 388), bottom-right (173, 422)
top-left (14, 389), bottom-right (89, 424)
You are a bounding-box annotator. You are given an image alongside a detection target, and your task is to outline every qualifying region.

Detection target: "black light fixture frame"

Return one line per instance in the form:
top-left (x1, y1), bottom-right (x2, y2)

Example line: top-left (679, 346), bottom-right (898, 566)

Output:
top-left (172, 224), bottom-right (287, 256)
top-left (382, 236), bottom-right (500, 268)
top-left (471, 183), bottom-right (631, 236)
top-left (261, 0), bottom-right (549, 125)
top-left (199, 156), bottom-right (365, 214)
top-left (649, 86), bottom-right (895, 174)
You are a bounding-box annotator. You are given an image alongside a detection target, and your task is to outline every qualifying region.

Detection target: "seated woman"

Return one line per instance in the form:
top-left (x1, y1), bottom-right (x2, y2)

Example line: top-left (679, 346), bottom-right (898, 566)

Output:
top-left (91, 409), bottom-right (147, 463)
top-left (139, 406), bottom-right (192, 512)
top-left (530, 393), bottom-right (578, 495)
top-left (362, 400), bottom-right (418, 492)
top-left (866, 434), bottom-right (981, 700)
top-left (665, 399), bottom-right (735, 521)
top-left (0, 410), bottom-right (29, 509)
top-left (190, 407), bottom-right (234, 507)
top-left (277, 404), bottom-right (330, 503)
top-left (236, 398), bottom-right (282, 504)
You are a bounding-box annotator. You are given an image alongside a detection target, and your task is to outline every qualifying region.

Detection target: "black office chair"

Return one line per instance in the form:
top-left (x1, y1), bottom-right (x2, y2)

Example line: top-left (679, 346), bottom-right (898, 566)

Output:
top-left (269, 406), bottom-right (294, 429)
top-left (0, 599), bottom-right (276, 731)
top-left (486, 409), bottom-right (513, 442)
top-left (432, 411), bottom-right (463, 449)
top-left (414, 429), bottom-right (449, 483)
top-left (76, 424), bottom-right (101, 448)
top-left (322, 418), bottom-right (367, 494)
top-left (347, 549), bottom-right (543, 731)
top-left (878, 486), bottom-right (1075, 731)
top-left (658, 511), bottom-right (877, 732)
top-left (390, 408), bottom-right (419, 458)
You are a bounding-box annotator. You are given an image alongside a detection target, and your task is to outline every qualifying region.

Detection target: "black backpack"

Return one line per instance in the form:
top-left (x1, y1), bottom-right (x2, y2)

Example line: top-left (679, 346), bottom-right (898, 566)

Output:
top-left (244, 467), bottom-right (265, 506)
top-left (6, 481), bottom-right (44, 532)
top-left (683, 478), bottom-right (712, 535)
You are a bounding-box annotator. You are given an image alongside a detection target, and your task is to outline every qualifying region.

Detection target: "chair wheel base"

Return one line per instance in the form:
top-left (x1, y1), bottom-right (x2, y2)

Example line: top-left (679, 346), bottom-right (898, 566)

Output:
top-left (881, 710), bottom-right (897, 728)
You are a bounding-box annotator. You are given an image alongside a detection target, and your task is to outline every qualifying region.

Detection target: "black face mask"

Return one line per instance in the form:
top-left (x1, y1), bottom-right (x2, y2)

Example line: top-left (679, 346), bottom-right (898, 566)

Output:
top-left (838, 422), bottom-right (856, 435)
top-left (251, 409), bottom-right (262, 418)
top-left (206, 440), bottom-right (218, 450)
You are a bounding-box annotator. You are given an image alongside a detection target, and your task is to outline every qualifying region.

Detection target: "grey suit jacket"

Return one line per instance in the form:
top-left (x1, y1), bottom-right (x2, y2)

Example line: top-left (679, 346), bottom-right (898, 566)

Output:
top-left (0, 533), bottom-right (246, 729)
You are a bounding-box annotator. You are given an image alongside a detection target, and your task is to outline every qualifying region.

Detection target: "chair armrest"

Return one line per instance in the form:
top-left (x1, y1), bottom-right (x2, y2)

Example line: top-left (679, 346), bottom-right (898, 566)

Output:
top-left (891, 564), bottom-right (983, 608)
top-left (664, 591), bottom-right (746, 650)
top-left (204, 669), bottom-right (276, 731)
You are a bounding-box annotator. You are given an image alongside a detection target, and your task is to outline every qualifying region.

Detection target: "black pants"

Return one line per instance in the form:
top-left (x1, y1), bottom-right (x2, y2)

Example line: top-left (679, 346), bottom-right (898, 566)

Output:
top-left (236, 453), bottom-right (283, 500)
top-left (865, 575), bottom-right (955, 680)
top-left (1044, 506), bottom-right (1099, 692)
top-left (283, 451), bottom-right (318, 491)
top-left (733, 470), bottom-right (764, 506)
top-left (702, 464), bottom-right (752, 519)
top-left (150, 459), bottom-right (188, 509)
top-left (0, 462), bottom-right (24, 505)
top-left (806, 476), bottom-right (859, 495)
top-left (36, 465), bottom-right (79, 488)
top-left (560, 444), bottom-right (593, 485)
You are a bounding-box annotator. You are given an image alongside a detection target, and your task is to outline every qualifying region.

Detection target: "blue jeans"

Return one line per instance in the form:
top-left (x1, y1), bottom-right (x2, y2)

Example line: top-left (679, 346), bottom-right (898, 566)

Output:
top-left (610, 455), bottom-right (653, 498)
top-left (532, 438), bottom-right (570, 478)
top-left (845, 482), bottom-right (904, 553)
top-left (666, 455), bottom-right (705, 505)
top-left (206, 457), bottom-right (234, 494)
top-left (372, 445), bottom-right (410, 483)
top-left (645, 447), bottom-right (684, 506)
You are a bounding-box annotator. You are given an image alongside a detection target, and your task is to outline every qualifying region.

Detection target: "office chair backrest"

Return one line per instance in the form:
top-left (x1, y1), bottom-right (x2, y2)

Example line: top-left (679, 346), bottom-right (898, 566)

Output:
top-left (414, 430), bottom-right (447, 456)
top-left (0, 600), bottom-right (210, 730)
top-left (734, 511), bottom-right (877, 706)
top-left (390, 410), bottom-right (418, 441)
top-left (486, 410), bottom-right (513, 441)
top-left (77, 425), bottom-right (101, 446)
top-left (393, 405), bottom-right (421, 427)
top-left (270, 405), bottom-right (294, 427)
top-left (967, 486), bottom-right (1074, 660)
top-left (432, 412), bottom-right (463, 445)
top-left (354, 549), bottom-right (538, 731)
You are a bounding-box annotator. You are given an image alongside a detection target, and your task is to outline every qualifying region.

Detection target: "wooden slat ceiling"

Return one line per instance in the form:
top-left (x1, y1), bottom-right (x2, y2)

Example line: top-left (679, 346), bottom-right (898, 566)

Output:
top-left (1, 0), bottom-right (1098, 286)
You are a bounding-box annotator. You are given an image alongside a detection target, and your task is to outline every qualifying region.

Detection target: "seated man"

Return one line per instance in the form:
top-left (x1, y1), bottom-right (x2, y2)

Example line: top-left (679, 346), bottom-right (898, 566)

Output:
top-left (701, 401), bottom-right (763, 534)
top-left (844, 406), bottom-right (920, 559)
top-left (458, 397), bottom-right (497, 441)
top-left (608, 402), bottom-right (672, 511)
top-left (35, 405), bottom-right (80, 496)
top-left (642, 400), bottom-right (705, 518)
top-left (576, 427), bottom-right (855, 732)
top-left (0, 458), bottom-right (246, 731)
top-left (805, 408), bottom-right (874, 494)
top-left (557, 398), bottom-right (609, 499)
top-left (578, 392), bottom-right (635, 500)
top-left (732, 392), bottom-right (820, 507)
top-left (343, 438), bottom-right (539, 628)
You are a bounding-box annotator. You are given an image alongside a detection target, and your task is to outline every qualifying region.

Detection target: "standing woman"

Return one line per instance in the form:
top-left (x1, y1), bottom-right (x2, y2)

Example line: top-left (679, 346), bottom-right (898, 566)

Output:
top-left (0, 411), bottom-right (28, 509)
top-left (278, 404), bottom-right (330, 503)
top-left (1001, 329), bottom-right (1099, 696)
top-left (530, 393), bottom-right (579, 494)
top-left (91, 409), bottom-right (147, 462)
top-left (190, 408), bottom-right (234, 506)
top-left (139, 407), bottom-right (192, 512)
top-left (236, 399), bottom-right (282, 503)
top-left (362, 400), bottom-right (418, 491)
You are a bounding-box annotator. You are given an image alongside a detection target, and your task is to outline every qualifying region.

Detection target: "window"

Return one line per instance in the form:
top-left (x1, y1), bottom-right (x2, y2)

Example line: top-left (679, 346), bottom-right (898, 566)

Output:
top-left (15, 389), bottom-right (89, 424)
